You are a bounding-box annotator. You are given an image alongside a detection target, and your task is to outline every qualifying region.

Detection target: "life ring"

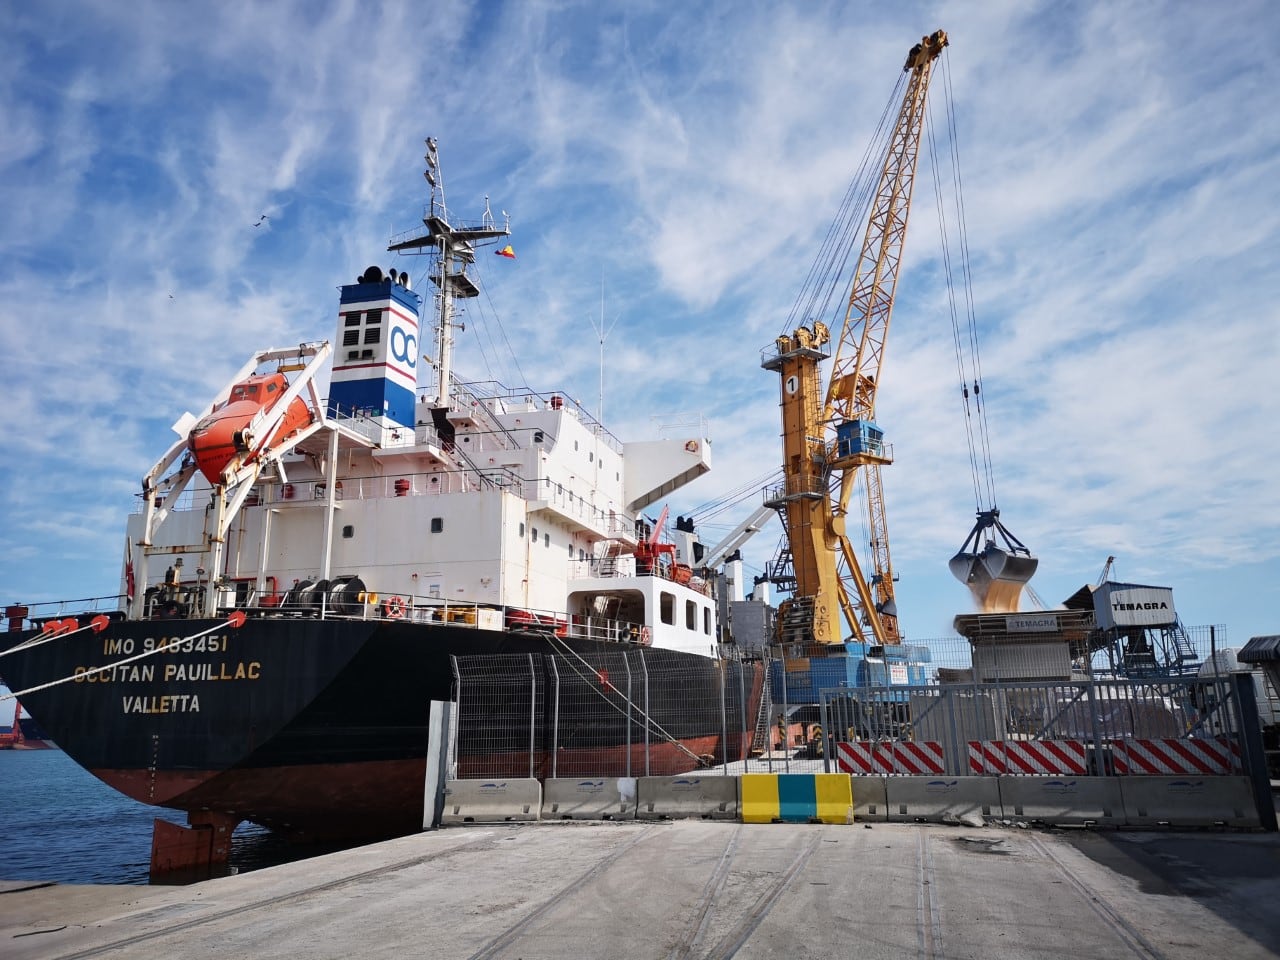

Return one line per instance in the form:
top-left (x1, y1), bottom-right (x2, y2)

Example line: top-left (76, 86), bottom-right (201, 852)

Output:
top-left (384, 596), bottom-right (405, 619)
top-left (638, 625), bottom-right (652, 646)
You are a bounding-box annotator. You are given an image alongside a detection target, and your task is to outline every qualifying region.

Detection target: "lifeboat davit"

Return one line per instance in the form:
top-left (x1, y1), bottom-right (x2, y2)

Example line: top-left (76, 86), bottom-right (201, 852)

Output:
top-left (949, 508), bottom-right (1038, 614)
top-left (188, 373), bottom-right (313, 484)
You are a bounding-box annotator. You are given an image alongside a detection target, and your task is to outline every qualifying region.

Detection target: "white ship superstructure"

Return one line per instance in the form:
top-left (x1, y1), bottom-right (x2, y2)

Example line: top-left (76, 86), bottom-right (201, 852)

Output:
top-left (126, 141), bottom-right (719, 659)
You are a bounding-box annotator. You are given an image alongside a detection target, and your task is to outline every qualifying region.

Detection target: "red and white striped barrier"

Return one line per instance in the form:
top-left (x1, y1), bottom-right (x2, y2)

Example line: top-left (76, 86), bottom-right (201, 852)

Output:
top-left (1109, 737), bottom-right (1241, 776)
top-left (967, 739), bottom-right (1088, 776)
top-left (835, 740), bottom-right (945, 775)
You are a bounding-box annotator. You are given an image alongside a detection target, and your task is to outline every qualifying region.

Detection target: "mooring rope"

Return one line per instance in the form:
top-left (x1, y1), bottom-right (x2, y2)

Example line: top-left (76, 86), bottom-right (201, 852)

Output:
top-left (0, 612), bottom-right (247, 702)
top-left (0, 615), bottom-right (115, 660)
top-left (542, 630), bottom-right (705, 766)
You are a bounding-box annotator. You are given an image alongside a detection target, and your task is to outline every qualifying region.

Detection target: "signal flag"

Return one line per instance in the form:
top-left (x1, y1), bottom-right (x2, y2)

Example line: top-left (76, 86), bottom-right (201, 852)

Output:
top-left (495, 244), bottom-right (516, 259)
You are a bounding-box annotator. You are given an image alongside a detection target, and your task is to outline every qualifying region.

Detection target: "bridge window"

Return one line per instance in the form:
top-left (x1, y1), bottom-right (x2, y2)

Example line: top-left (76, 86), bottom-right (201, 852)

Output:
top-left (660, 591), bottom-right (675, 625)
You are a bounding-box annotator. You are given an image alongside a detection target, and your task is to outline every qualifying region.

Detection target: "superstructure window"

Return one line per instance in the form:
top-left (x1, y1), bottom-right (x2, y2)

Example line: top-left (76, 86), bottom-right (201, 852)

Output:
top-left (660, 591), bottom-right (675, 626)
top-left (544, 533), bottom-right (550, 548)
top-left (344, 312), bottom-right (361, 327)
top-left (364, 327), bottom-right (381, 345)
top-left (430, 518), bottom-right (443, 533)
top-left (685, 600), bottom-right (696, 630)
top-left (704, 607), bottom-right (712, 635)
top-left (366, 309), bottom-right (383, 326)
top-left (518, 522), bottom-right (525, 537)
top-left (343, 329), bottom-right (360, 346)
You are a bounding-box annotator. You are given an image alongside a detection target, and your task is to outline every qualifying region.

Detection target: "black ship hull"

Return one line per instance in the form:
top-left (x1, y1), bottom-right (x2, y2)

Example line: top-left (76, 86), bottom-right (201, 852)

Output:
top-left (1, 616), bottom-right (762, 841)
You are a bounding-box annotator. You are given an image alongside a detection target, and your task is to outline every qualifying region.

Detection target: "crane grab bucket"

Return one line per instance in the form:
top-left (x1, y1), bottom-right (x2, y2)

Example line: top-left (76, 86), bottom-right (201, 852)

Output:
top-left (949, 509), bottom-right (1038, 613)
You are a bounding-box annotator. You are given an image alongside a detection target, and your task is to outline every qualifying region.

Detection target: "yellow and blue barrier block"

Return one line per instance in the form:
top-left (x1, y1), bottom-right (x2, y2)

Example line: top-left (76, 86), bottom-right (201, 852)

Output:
top-left (740, 773), bottom-right (853, 824)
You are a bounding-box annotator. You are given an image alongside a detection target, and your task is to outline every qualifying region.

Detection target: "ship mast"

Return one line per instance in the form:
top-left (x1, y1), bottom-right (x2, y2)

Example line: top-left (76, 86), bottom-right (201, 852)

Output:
top-left (388, 138), bottom-right (510, 408)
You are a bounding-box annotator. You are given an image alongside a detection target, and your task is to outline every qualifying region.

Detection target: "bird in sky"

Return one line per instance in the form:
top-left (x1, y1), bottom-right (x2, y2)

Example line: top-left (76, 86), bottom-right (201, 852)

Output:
top-left (253, 214), bottom-right (270, 227)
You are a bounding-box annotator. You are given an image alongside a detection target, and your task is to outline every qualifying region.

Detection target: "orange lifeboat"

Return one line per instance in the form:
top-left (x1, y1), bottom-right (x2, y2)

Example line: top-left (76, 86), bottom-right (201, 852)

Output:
top-left (188, 373), bottom-right (313, 483)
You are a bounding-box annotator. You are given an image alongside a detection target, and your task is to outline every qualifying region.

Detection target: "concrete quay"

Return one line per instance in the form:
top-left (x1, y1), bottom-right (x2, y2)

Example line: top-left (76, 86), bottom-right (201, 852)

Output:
top-left (3, 821), bottom-right (1279, 960)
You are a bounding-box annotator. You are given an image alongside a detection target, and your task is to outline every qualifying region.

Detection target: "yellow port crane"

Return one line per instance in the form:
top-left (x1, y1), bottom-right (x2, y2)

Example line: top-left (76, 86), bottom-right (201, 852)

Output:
top-left (762, 29), bottom-right (948, 647)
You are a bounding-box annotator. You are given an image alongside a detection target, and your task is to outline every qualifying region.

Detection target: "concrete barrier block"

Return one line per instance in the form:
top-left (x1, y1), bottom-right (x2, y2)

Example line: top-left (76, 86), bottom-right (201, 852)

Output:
top-left (636, 775), bottom-right (739, 820)
top-left (851, 776), bottom-right (888, 821)
top-left (886, 776), bottom-right (1000, 823)
top-left (740, 774), bottom-right (780, 823)
top-left (740, 774), bottom-right (852, 824)
top-left (442, 778), bottom-right (541, 824)
top-left (997, 776), bottom-right (1124, 826)
top-left (812, 773), bottom-right (854, 824)
top-left (543, 778), bottom-right (637, 820)
top-left (1120, 776), bottom-right (1260, 828)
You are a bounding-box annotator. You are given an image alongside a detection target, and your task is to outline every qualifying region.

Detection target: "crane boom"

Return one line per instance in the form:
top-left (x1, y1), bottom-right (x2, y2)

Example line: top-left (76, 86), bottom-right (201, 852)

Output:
top-left (764, 29), bottom-right (947, 646)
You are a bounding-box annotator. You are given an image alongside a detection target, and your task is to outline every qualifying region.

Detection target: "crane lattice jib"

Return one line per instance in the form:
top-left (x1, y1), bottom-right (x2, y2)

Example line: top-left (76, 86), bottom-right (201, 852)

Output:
top-left (824, 31), bottom-right (946, 425)
top-left (825, 30), bottom-right (947, 644)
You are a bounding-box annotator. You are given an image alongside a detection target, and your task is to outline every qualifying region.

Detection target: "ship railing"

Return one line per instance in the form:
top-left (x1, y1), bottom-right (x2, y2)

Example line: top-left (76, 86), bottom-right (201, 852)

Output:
top-left (134, 465), bottom-right (527, 516)
top-left (452, 380), bottom-right (625, 455)
top-left (568, 558), bottom-right (714, 597)
top-left (526, 478), bottom-right (631, 534)
top-left (232, 594), bottom-right (651, 649)
top-left (323, 402), bottom-right (385, 443)
top-left (132, 487), bottom-right (200, 514)
top-left (651, 412), bottom-right (709, 443)
top-left (3, 595), bottom-right (128, 629)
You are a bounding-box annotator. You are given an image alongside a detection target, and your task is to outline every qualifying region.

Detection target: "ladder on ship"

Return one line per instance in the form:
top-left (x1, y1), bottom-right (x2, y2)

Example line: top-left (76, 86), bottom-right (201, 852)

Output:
top-left (749, 658), bottom-right (774, 757)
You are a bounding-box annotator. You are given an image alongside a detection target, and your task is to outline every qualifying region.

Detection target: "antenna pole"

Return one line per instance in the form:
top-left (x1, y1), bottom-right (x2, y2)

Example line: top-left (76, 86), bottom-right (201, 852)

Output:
top-left (588, 275), bottom-right (620, 424)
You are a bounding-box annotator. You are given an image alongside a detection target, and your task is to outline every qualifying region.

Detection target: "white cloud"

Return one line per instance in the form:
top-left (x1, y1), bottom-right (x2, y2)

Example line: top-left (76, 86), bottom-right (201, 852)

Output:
top-left (0, 0), bottom-right (1276, 644)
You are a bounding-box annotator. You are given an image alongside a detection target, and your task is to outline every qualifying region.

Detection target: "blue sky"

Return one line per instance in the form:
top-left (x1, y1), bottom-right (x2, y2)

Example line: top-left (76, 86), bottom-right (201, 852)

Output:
top-left (0, 1), bottom-right (1277, 650)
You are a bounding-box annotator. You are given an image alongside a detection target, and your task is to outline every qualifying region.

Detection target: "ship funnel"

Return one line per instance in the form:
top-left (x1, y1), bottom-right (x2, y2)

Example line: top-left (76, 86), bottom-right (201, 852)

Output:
top-left (949, 509), bottom-right (1038, 613)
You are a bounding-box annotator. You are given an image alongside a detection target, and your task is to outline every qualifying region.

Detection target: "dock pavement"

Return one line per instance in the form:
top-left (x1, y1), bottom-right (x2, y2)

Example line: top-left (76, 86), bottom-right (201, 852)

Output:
top-left (3, 820), bottom-right (1279, 959)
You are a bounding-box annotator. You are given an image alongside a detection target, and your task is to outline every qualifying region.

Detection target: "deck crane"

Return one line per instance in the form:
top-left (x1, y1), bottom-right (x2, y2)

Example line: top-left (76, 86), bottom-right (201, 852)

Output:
top-left (763, 29), bottom-right (948, 647)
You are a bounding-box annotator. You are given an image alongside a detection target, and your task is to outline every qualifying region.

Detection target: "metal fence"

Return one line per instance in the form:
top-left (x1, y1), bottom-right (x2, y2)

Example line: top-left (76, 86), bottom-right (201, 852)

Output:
top-left (450, 650), bottom-right (766, 780)
top-left (817, 675), bottom-right (1251, 778)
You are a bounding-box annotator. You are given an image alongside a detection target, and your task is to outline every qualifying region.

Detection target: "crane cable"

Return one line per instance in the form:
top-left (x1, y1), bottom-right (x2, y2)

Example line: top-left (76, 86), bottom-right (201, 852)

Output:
top-left (687, 468), bottom-right (782, 526)
top-left (927, 56), bottom-right (999, 515)
top-left (780, 74), bottom-right (908, 341)
top-left (772, 73), bottom-right (911, 593)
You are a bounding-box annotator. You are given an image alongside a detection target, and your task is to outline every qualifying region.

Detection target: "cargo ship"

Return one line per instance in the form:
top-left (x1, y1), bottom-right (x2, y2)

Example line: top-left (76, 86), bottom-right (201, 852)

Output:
top-left (0, 141), bottom-right (763, 862)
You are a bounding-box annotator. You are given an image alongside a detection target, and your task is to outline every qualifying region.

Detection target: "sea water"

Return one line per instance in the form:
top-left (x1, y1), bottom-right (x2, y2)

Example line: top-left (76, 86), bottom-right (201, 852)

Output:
top-left (0, 750), bottom-right (357, 885)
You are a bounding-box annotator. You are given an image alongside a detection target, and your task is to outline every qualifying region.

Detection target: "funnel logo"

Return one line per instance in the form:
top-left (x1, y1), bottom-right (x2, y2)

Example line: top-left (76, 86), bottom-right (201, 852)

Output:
top-left (391, 327), bottom-right (418, 366)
